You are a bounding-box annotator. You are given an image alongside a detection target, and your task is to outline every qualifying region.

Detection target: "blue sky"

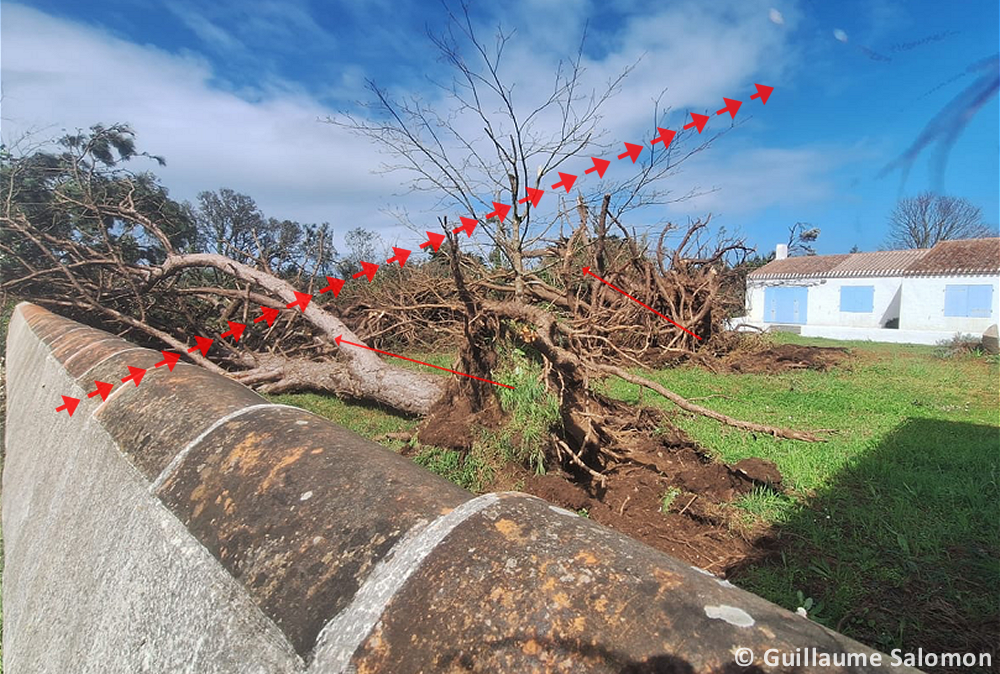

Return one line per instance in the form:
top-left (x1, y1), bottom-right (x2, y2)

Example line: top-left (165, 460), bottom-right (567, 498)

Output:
top-left (2, 0), bottom-right (998, 258)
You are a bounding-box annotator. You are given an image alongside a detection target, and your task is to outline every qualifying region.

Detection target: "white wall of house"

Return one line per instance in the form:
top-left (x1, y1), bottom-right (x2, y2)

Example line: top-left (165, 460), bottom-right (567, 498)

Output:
top-left (745, 280), bottom-right (768, 322)
top-left (744, 280), bottom-right (764, 323)
top-left (804, 276), bottom-right (903, 328)
top-left (746, 276), bottom-right (903, 327)
top-left (898, 275), bottom-right (999, 332)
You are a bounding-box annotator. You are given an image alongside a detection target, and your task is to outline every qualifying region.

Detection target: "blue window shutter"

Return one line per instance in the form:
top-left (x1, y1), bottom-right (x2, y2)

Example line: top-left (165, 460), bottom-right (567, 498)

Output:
top-left (944, 285), bottom-right (968, 317)
top-left (839, 287), bottom-right (855, 311)
top-left (967, 285), bottom-right (993, 318)
top-left (840, 286), bottom-right (874, 313)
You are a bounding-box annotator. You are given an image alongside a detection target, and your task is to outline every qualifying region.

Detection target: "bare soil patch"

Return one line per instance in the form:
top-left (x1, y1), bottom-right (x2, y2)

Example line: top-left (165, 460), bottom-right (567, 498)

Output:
top-left (720, 343), bottom-right (850, 374)
top-left (521, 432), bottom-right (781, 575)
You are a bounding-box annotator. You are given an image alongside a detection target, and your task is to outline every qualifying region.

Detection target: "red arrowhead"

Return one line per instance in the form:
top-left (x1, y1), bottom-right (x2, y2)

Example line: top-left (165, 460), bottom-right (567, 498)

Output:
top-left (335, 335), bottom-right (343, 346)
top-left (618, 142), bottom-right (644, 163)
top-left (121, 365), bottom-right (146, 387)
top-left (716, 97), bottom-right (742, 118)
top-left (221, 321), bottom-right (246, 343)
top-left (387, 247), bottom-right (412, 267)
top-left (485, 201), bottom-right (511, 221)
top-left (56, 395), bottom-right (80, 416)
top-left (154, 351), bottom-right (181, 371)
top-left (420, 231), bottom-right (446, 252)
top-left (87, 380), bottom-right (114, 401)
top-left (319, 276), bottom-right (345, 296)
top-left (584, 157), bottom-right (611, 178)
top-left (455, 216), bottom-right (478, 237)
top-left (353, 262), bottom-right (379, 283)
top-left (750, 83), bottom-right (773, 105)
top-left (650, 127), bottom-right (676, 149)
top-left (582, 266), bottom-right (591, 275)
top-left (287, 290), bottom-right (313, 311)
top-left (254, 306), bottom-right (280, 326)
top-left (551, 172), bottom-right (577, 192)
top-left (518, 187), bottom-right (544, 208)
top-left (684, 113), bottom-right (709, 133)
top-left (188, 336), bottom-right (213, 357)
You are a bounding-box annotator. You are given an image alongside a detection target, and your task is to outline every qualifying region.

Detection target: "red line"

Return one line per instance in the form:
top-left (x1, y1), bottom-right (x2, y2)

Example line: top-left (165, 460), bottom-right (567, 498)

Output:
top-left (585, 270), bottom-right (702, 340)
top-left (339, 338), bottom-right (514, 389)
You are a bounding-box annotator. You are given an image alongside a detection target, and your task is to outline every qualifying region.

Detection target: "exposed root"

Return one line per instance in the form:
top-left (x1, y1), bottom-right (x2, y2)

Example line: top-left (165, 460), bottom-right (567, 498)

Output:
top-left (553, 434), bottom-right (607, 487)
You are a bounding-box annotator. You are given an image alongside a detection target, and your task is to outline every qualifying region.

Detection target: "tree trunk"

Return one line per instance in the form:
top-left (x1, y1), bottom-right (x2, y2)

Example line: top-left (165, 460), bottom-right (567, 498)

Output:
top-left (158, 253), bottom-right (446, 415)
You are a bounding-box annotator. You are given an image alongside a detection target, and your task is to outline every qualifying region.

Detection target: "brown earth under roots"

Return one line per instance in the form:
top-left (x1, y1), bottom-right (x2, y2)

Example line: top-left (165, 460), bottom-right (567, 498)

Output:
top-left (516, 427), bottom-right (783, 576)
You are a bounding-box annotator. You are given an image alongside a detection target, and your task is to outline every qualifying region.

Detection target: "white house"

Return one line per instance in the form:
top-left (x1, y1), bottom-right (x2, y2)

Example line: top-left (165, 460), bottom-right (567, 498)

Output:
top-left (740, 238), bottom-right (999, 345)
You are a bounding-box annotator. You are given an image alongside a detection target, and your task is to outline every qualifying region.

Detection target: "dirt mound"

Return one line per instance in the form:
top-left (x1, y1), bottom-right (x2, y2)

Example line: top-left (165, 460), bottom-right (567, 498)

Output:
top-left (523, 438), bottom-right (782, 575)
top-left (417, 389), bottom-right (503, 450)
top-left (723, 343), bottom-right (849, 374)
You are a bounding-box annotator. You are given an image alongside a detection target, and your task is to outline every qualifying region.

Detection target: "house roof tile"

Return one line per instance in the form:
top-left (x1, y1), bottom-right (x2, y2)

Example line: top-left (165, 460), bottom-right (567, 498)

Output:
top-left (748, 254), bottom-right (850, 279)
top-left (905, 237), bottom-right (999, 275)
top-left (749, 238), bottom-right (999, 279)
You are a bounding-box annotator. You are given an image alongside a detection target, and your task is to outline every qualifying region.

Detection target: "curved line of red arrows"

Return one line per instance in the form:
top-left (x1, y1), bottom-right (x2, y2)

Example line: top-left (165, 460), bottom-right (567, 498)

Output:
top-left (54, 84), bottom-right (772, 416)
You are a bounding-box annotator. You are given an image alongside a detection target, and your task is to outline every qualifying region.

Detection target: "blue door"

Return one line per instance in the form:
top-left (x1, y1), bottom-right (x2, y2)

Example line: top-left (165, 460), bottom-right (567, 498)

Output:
top-left (764, 287), bottom-right (808, 324)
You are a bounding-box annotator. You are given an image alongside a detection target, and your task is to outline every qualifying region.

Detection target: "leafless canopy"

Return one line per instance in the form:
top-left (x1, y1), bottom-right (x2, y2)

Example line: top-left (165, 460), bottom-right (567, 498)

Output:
top-left (885, 191), bottom-right (994, 249)
top-left (325, 1), bottom-right (728, 300)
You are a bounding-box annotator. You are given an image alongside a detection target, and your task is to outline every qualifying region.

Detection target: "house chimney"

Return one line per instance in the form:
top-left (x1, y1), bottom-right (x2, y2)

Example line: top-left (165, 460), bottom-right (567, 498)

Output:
top-left (775, 243), bottom-right (788, 260)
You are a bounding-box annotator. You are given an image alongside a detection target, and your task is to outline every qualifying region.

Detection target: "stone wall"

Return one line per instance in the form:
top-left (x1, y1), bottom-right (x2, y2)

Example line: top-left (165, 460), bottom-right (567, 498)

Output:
top-left (3, 303), bottom-right (916, 673)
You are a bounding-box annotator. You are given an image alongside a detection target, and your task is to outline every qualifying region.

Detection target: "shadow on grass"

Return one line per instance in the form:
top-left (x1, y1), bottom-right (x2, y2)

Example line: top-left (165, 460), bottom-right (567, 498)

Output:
top-left (732, 417), bottom-right (999, 673)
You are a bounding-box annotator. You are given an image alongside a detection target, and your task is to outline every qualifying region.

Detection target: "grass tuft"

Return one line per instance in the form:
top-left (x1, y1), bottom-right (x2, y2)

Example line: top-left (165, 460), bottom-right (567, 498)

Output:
top-left (486, 341), bottom-right (562, 475)
top-left (660, 486), bottom-right (682, 513)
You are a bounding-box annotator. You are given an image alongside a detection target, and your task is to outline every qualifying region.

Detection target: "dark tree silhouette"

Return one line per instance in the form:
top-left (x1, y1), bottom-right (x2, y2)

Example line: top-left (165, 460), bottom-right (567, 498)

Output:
top-left (884, 191), bottom-right (994, 249)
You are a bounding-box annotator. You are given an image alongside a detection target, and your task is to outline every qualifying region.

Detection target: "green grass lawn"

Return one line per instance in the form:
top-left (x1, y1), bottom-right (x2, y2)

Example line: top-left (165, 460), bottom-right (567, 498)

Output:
top-left (271, 334), bottom-right (999, 663)
top-left (600, 333), bottom-right (999, 660)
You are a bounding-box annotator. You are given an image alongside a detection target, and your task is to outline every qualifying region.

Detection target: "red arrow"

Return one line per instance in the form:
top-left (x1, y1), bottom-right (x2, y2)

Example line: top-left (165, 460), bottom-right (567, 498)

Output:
top-left (453, 216), bottom-right (478, 238)
top-left (683, 113), bottom-right (710, 133)
top-left (87, 380), bottom-right (115, 401)
top-left (254, 307), bottom-right (280, 326)
top-left (120, 365), bottom-right (147, 387)
top-left (154, 351), bottom-right (181, 371)
top-left (618, 142), bottom-right (644, 163)
top-left (650, 127), bottom-right (676, 149)
top-left (551, 172), bottom-right (577, 192)
top-left (286, 290), bottom-right (313, 310)
top-left (716, 97), bottom-right (742, 118)
top-left (336, 335), bottom-right (514, 389)
top-left (582, 266), bottom-right (701, 340)
top-left (483, 202), bottom-right (511, 221)
top-left (420, 231), bottom-right (446, 252)
top-left (518, 187), bottom-right (544, 208)
top-left (352, 262), bottom-right (379, 283)
top-left (584, 157), bottom-right (611, 178)
top-left (386, 247), bottom-right (411, 267)
top-left (220, 321), bottom-right (246, 343)
top-left (56, 395), bottom-right (80, 416)
top-left (187, 336), bottom-right (213, 357)
top-left (750, 83), bottom-right (773, 105)
top-left (319, 276), bottom-right (345, 296)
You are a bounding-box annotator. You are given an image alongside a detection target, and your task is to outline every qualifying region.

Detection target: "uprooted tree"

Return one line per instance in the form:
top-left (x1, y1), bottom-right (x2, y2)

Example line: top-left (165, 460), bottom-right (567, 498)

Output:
top-left (1, 11), bottom-right (825, 487)
top-left (326, 5), bottom-right (825, 474)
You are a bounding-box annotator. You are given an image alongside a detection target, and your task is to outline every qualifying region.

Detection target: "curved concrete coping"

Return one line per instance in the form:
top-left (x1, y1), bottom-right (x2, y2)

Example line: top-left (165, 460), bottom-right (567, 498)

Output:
top-left (2, 303), bottom-right (921, 673)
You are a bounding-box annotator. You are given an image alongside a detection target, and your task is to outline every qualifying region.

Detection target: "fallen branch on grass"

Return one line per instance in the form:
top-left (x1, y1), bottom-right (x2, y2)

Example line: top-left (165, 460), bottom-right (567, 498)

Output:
top-left (593, 363), bottom-right (828, 442)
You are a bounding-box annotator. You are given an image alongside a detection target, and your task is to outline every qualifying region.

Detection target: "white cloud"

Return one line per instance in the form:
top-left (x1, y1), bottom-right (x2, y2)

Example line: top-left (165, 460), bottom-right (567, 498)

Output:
top-left (1, 3), bottom-right (415, 248)
top-left (1, 0), bottom-right (841, 251)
